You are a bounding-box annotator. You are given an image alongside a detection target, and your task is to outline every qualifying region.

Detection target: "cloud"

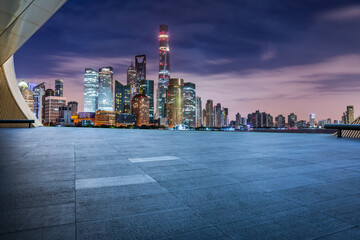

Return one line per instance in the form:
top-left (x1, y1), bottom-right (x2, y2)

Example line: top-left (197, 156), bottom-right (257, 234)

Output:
top-left (319, 5), bottom-right (360, 21)
top-left (260, 48), bottom-right (276, 61)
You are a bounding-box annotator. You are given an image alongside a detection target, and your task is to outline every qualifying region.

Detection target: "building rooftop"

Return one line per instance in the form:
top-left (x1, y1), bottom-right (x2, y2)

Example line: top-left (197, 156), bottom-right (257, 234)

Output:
top-left (0, 128), bottom-right (360, 239)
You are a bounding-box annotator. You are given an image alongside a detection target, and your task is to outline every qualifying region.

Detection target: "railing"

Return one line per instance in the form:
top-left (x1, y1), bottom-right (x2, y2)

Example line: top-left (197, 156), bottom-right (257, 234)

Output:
top-left (0, 119), bottom-right (35, 128)
top-left (324, 124), bottom-right (360, 138)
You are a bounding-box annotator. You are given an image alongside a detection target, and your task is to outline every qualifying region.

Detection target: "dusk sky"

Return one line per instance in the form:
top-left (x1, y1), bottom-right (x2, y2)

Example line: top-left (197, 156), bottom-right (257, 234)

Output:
top-left (14, 0), bottom-right (360, 121)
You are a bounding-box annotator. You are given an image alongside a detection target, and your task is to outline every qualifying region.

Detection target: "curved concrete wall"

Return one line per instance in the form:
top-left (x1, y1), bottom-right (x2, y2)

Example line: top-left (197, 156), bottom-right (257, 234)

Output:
top-left (0, 0), bottom-right (67, 127)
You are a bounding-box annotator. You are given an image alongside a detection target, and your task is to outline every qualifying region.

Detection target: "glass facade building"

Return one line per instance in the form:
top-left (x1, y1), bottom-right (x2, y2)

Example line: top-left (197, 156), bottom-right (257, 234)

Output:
top-left (131, 94), bottom-right (149, 126)
top-left (127, 61), bottom-right (137, 99)
top-left (140, 80), bottom-right (154, 123)
top-left (183, 82), bottom-right (196, 128)
top-left (84, 68), bottom-right (98, 112)
top-left (98, 66), bottom-right (114, 111)
top-left (195, 96), bottom-right (202, 127)
top-left (135, 55), bottom-right (146, 97)
top-left (167, 78), bottom-right (183, 128)
top-left (157, 24), bottom-right (170, 120)
top-left (205, 99), bottom-right (214, 127)
top-left (115, 80), bottom-right (131, 114)
top-left (55, 79), bottom-right (63, 97)
top-left (33, 82), bottom-right (45, 121)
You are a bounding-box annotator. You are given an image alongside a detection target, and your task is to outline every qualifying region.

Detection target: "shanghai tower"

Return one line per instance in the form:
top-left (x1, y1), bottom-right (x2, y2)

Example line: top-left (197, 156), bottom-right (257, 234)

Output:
top-left (156, 24), bottom-right (170, 121)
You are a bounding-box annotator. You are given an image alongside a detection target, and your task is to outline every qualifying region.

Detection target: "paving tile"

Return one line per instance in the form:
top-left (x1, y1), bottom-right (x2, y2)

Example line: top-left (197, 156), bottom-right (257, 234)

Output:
top-left (75, 175), bottom-right (155, 189)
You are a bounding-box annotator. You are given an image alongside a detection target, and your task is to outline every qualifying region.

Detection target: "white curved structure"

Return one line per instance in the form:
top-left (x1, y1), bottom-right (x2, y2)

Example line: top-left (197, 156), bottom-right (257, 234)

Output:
top-left (0, 0), bottom-right (67, 127)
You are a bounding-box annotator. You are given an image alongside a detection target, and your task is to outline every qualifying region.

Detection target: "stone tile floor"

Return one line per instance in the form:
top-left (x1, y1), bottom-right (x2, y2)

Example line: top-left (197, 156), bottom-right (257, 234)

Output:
top-left (0, 128), bottom-right (359, 239)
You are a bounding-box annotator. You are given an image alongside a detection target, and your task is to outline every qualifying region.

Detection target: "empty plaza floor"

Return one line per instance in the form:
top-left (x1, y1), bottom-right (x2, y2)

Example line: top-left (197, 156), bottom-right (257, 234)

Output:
top-left (1, 128), bottom-right (360, 240)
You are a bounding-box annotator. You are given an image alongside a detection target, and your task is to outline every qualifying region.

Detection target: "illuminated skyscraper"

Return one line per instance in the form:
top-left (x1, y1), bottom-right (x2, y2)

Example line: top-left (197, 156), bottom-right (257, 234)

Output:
top-left (131, 94), bottom-right (149, 126)
top-left (135, 55), bottom-right (146, 97)
top-left (115, 80), bottom-right (124, 113)
top-left (127, 61), bottom-right (137, 98)
top-left (123, 85), bottom-right (131, 113)
top-left (157, 24), bottom-right (170, 121)
top-left (98, 67), bottom-right (113, 111)
top-left (236, 113), bottom-right (241, 127)
top-left (205, 99), bottom-right (214, 127)
top-left (84, 68), bottom-right (98, 112)
top-left (309, 114), bottom-right (316, 128)
top-left (223, 108), bottom-right (229, 127)
top-left (33, 82), bottom-right (45, 121)
top-left (140, 80), bottom-right (154, 123)
top-left (214, 103), bottom-right (222, 128)
top-left (167, 78), bottom-right (183, 128)
top-left (55, 79), bottom-right (63, 97)
top-left (288, 113), bottom-right (297, 128)
top-left (275, 114), bottom-right (285, 128)
top-left (183, 82), bottom-right (196, 128)
top-left (347, 105), bottom-right (354, 123)
top-left (18, 80), bottom-right (34, 112)
top-left (195, 96), bottom-right (202, 127)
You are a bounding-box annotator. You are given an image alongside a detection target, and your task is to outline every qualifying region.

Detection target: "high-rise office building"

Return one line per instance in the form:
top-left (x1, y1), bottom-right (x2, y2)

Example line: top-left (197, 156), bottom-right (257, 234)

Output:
top-left (183, 82), bottom-right (196, 128)
top-left (195, 96), bottom-right (202, 127)
top-left (223, 108), bottom-right (229, 127)
top-left (18, 80), bottom-right (34, 112)
top-left (167, 78), bottom-right (183, 127)
top-left (68, 101), bottom-right (78, 116)
top-left (134, 55), bottom-right (146, 97)
top-left (140, 80), bottom-right (154, 123)
top-left (115, 80), bottom-right (124, 113)
top-left (309, 114), bottom-right (316, 128)
top-left (127, 61), bottom-right (137, 98)
top-left (28, 82), bottom-right (36, 91)
top-left (214, 103), bottom-right (222, 128)
top-left (131, 94), bottom-right (149, 126)
top-left (202, 108), bottom-right (207, 127)
top-left (157, 24), bottom-right (170, 121)
top-left (288, 113), bottom-right (297, 128)
top-left (205, 99), bottom-right (214, 127)
top-left (98, 67), bottom-right (113, 111)
top-left (123, 85), bottom-right (131, 113)
top-left (347, 105), bottom-right (354, 123)
top-left (275, 114), bottom-right (286, 128)
top-left (55, 79), bottom-right (63, 97)
top-left (33, 82), bottom-right (45, 121)
top-left (235, 113), bottom-right (241, 126)
top-left (44, 96), bottom-right (66, 124)
top-left (58, 105), bottom-right (73, 126)
top-left (84, 68), bottom-right (98, 112)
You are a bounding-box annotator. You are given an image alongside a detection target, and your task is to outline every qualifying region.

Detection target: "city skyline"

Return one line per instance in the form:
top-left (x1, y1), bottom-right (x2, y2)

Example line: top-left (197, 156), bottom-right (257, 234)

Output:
top-left (14, 0), bottom-right (360, 121)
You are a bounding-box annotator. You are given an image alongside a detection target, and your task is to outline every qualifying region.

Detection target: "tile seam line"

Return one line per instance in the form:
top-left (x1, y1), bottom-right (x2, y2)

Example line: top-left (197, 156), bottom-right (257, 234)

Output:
top-left (0, 222), bottom-right (75, 236)
top-left (74, 142), bottom-right (77, 240)
top-left (75, 207), bottom-right (189, 225)
top-left (312, 225), bottom-right (359, 240)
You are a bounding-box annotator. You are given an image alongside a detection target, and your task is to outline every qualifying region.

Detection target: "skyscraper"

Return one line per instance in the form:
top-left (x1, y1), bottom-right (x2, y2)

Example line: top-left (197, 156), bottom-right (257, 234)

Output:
top-left (18, 80), bottom-right (34, 112)
top-left (127, 61), bottom-right (137, 98)
top-left (131, 94), bottom-right (149, 126)
top-left (123, 85), bottom-right (131, 113)
top-left (205, 99), bottom-right (214, 127)
top-left (347, 105), bottom-right (354, 123)
top-left (275, 114), bottom-right (285, 128)
top-left (288, 113), bottom-right (297, 128)
top-left (183, 82), bottom-right (196, 128)
top-left (214, 103), bottom-right (222, 128)
top-left (98, 67), bottom-right (113, 111)
top-left (223, 108), bottom-right (229, 127)
top-left (195, 96), bottom-right (202, 127)
top-left (33, 82), bottom-right (45, 121)
top-left (140, 80), bottom-right (154, 123)
top-left (84, 68), bottom-right (98, 112)
top-left (55, 79), bottom-right (64, 97)
top-left (135, 55), bottom-right (146, 97)
top-left (235, 113), bottom-right (241, 127)
top-left (167, 78), bottom-right (183, 128)
top-left (157, 24), bottom-right (170, 121)
top-left (309, 114), bottom-right (316, 128)
top-left (44, 96), bottom-right (66, 124)
top-left (115, 80), bottom-right (124, 113)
